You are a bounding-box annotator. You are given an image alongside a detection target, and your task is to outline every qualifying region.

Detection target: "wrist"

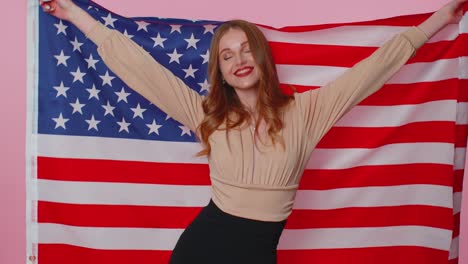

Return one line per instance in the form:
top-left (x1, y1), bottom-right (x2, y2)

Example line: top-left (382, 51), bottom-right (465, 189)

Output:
top-left (433, 8), bottom-right (453, 25)
top-left (67, 4), bottom-right (83, 23)
top-left (418, 10), bottom-right (450, 39)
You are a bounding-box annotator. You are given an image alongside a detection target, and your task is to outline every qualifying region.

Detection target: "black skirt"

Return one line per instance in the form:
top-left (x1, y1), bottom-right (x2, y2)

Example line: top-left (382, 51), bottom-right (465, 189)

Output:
top-left (169, 200), bottom-right (286, 264)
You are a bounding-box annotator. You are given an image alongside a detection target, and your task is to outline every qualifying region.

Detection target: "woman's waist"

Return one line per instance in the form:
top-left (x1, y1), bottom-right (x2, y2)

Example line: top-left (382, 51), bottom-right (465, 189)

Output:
top-left (210, 175), bottom-right (299, 222)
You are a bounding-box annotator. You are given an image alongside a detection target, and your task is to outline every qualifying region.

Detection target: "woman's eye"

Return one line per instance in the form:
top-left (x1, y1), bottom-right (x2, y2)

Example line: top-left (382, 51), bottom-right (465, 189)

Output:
top-left (223, 56), bottom-right (232, 60)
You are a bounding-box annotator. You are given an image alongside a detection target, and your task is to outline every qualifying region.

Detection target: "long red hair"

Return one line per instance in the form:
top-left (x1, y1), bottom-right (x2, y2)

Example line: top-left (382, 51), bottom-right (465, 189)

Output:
top-left (197, 20), bottom-right (294, 156)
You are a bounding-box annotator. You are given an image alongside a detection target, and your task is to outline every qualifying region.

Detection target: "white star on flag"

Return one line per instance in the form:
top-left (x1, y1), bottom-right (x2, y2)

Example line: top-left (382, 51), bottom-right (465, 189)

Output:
top-left (54, 50), bottom-right (70, 66)
top-left (53, 81), bottom-right (70, 98)
top-left (70, 67), bottom-right (86, 83)
top-left (70, 98), bottom-right (85, 114)
top-left (151, 33), bottom-right (167, 48)
top-left (136, 21), bottom-right (150, 32)
top-left (54, 20), bottom-right (68, 35)
top-left (70, 37), bottom-right (84, 52)
top-left (100, 70), bottom-right (115, 86)
top-left (179, 125), bottom-right (192, 136)
top-left (167, 48), bottom-right (183, 64)
top-left (86, 84), bottom-right (100, 100)
top-left (117, 117), bottom-right (131, 133)
top-left (86, 115), bottom-right (101, 131)
top-left (102, 13), bottom-right (118, 28)
top-left (183, 64), bottom-right (198, 79)
top-left (184, 33), bottom-right (200, 49)
top-left (147, 119), bottom-right (163, 135)
top-left (123, 29), bottom-right (134, 39)
top-left (52, 113), bottom-right (69, 129)
top-left (85, 54), bottom-right (99, 69)
top-left (203, 24), bottom-right (216, 34)
top-left (102, 101), bottom-right (116, 117)
top-left (130, 103), bottom-right (147, 119)
top-left (115, 87), bottom-right (131, 103)
top-left (200, 50), bottom-right (209, 64)
top-left (198, 79), bottom-right (210, 92)
top-left (170, 25), bottom-right (182, 34)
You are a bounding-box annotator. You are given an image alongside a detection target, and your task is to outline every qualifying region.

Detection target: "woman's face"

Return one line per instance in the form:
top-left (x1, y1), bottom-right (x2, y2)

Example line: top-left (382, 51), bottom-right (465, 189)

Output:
top-left (218, 28), bottom-right (261, 91)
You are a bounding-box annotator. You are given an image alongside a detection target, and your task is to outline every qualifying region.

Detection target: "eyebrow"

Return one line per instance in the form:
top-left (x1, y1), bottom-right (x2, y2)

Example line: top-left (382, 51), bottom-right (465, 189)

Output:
top-left (219, 41), bottom-right (249, 54)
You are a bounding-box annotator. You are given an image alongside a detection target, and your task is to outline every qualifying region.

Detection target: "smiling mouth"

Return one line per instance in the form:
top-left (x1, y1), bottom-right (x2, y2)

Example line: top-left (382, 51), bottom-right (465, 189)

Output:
top-left (234, 66), bottom-right (254, 77)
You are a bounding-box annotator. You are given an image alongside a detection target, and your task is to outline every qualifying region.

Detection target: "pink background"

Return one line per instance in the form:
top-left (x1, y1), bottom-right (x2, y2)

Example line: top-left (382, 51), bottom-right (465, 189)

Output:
top-left (1, 0), bottom-right (465, 263)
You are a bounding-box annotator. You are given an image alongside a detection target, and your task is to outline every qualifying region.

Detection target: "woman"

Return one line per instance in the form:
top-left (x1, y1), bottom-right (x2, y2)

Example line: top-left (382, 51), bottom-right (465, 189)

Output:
top-left (41, 0), bottom-right (466, 263)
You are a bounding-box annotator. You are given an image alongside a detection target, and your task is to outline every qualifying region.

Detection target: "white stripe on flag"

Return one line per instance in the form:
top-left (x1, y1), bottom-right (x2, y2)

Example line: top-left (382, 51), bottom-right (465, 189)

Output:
top-left (449, 236), bottom-right (459, 260)
top-left (453, 192), bottom-right (462, 215)
top-left (454, 147), bottom-right (466, 170)
top-left (38, 179), bottom-right (211, 206)
top-left (38, 223), bottom-right (452, 251)
top-left (457, 102), bottom-right (468, 125)
top-left (38, 179), bottom-right (452, 209)
top-left (308, 143), bottom-right (453, 169)
top-left (37, 134), bottom-right (206, 164)
top-left (293, 184), bottom-right (453, 210)
top-left (38, 136), bottom-right (454, 167)
top-left (277, 58), bottom-right (460, 86)
top-left (461, 13), bottom-right (468, 35)
top-left (278, 226), bottom-right (452, 251)
top-left (335, 100), bottom-right (456, 127)
top-left (39, 223), bottom-right (182, 250)
top-left (461, 56), bottom-right (468, 79)
top-left (260, 25), bottom-right (458, 46)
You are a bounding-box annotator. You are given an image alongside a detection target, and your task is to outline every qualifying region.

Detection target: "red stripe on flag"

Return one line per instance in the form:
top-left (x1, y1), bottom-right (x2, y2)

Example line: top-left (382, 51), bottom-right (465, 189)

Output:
top-left (277, 246), bottom-right (449, 264)
top-left (362, 80), bottom-right (459, 105)
top-left (282, 79), bottom-right (459, 106)
top-left (318, 122), bottom-right (455, 149)
top-left (37, 156), bottom-right (211, 185)
top-left (38, 242), bottom-right (449, 264)
top-left (454, 170), bottom-right (464, 193)
top-left (458, 80), bottom-right (468, 102)
top-left (39, 244), bottom-right (172, 264)
top-left (271, 42), bottom-right (376, 67)
top-left (453, 212), bottom-right (460, 238)
top-left (38, 201), bottom-right (451, 229)
top-left (300, 164), bottom-right (453, 190)
top-left (456, 125), bottom-right (468, 148)
top-left (38, 201), bottom-right (201, 228)
top-left (448, 259), bottom-right (459, 264)
top-left (271, 36), bottom-right (468, 66)
top-left (410, 35), bottom-right (468, 63)
top-left (38, 157), bottom-right (453, 188)
top-left (287, 205), bottom-right (452, 229)
top-left (262, 13), bottom-right (432, 32)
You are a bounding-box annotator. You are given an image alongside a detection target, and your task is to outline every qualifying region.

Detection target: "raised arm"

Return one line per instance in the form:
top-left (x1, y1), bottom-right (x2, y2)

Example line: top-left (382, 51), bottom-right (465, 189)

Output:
top-left (295, 0), bottom-right (466, 144)
top-left (40, 0), bottom-right (205, 133)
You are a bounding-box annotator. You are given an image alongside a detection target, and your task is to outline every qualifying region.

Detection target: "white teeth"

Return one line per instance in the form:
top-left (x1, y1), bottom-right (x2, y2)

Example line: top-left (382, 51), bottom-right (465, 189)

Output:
top-left (236, 68), bottom-right (251, 75)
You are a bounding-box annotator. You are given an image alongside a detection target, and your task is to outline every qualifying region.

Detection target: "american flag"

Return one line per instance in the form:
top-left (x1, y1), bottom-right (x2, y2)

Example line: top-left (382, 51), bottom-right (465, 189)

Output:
top-left (27, 0), bottom-right (468, 263)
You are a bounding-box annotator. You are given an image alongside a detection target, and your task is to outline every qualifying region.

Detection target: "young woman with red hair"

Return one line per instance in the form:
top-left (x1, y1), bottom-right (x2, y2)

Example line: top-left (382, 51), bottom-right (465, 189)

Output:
top-left (41, 0), bottom-right (466, 263)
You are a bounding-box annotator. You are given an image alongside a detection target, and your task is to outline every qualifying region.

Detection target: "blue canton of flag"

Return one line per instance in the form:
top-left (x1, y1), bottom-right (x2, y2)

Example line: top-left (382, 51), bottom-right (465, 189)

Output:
top-left (39, 0), bottom-right (220, 142)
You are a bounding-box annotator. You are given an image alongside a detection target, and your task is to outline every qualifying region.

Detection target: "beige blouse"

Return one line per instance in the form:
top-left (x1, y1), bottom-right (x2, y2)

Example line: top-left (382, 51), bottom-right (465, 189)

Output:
top-left (86, 22), bottom-right (428, 221)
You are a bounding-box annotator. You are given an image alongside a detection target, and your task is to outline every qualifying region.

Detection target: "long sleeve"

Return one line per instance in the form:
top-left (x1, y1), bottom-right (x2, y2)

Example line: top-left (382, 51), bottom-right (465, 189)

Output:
top-left (294, 26), bottom-right (428, 145)
top-left (86, 22), bottom-right (205, 133)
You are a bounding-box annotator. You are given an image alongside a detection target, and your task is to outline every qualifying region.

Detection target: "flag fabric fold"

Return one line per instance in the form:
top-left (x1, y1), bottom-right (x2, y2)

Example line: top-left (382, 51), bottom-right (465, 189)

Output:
top-left (27, 0), bottom-right (467, 263)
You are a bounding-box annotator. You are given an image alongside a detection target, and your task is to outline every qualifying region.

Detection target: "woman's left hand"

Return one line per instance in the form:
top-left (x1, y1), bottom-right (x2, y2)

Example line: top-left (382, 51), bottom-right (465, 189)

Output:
top-left (439, 0), bottom-right (467, 24)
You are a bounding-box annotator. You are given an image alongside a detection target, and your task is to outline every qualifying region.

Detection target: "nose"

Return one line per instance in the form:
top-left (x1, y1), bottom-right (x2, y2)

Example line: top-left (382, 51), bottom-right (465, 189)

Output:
top-left (234, 52), bottom-right (247, 66)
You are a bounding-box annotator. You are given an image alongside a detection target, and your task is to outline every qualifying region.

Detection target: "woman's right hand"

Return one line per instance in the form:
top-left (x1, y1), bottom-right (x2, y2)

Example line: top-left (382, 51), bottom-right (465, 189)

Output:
top-left (40, 0), bottom-right (79, 21)
top-left (40, 0), bottom-right (97, 35)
